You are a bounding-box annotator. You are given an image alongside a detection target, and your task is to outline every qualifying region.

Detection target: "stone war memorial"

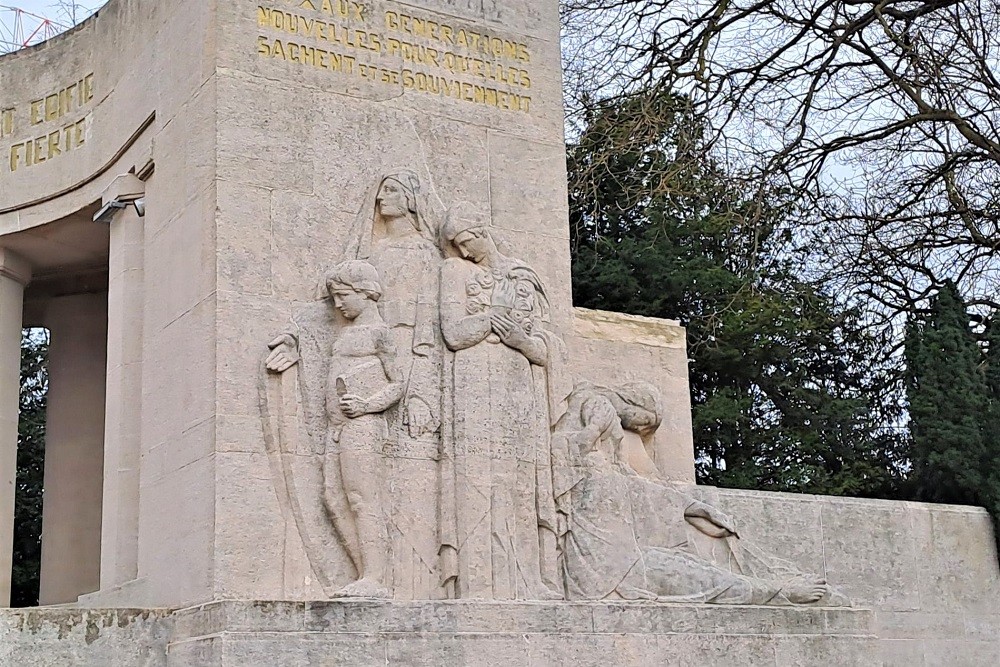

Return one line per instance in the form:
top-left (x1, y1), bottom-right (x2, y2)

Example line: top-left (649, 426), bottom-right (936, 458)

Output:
top-left (0, 0), bottom-right (998, 665)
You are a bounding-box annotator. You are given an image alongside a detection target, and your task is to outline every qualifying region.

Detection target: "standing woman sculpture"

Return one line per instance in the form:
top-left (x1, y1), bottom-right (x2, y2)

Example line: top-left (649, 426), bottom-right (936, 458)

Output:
top-left (346, 170), bottom-right (442, 438)
top-left (320, 260), bottom-right (403, 598)
top-left (438, 205), bottom-right (565, 600)
top-left (345, 170), bottom-right (445, 598)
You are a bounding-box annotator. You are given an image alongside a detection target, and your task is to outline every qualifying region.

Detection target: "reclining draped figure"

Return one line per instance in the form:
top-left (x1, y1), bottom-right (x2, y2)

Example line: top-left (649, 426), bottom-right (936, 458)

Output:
top-left (260, 169), bottom-right (849, 606)
top-left (552, 382), bottom-right (848, 606)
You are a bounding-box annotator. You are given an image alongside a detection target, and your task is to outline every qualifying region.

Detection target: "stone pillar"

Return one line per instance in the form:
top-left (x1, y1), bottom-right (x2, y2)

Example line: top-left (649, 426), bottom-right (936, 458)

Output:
top-left (0, 250), bottom-right (30, 608)
top-left (99, 174), bottom-right (146, 589)
top-left (38, 293), bottom-right (108, 606)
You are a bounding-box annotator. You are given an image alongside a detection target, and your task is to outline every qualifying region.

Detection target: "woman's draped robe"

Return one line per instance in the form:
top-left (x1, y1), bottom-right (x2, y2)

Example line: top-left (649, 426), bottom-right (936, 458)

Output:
top-left (438, 255), bottom-right (567, 599)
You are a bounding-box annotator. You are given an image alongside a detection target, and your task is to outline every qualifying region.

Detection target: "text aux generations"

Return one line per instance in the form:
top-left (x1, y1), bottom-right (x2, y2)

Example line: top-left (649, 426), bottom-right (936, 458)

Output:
top-left (256, 5), bottom-right (536, 114)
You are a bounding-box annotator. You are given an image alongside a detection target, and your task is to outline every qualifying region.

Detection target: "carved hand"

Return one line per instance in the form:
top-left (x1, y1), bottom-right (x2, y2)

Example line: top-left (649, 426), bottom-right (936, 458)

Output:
top-left (266, 334), bottom-right (300, 374)
top-left (703, 508), bottom-right (739, 538)
top-left (406, 397), bottom-right (436, 437)
top-left (569, 426), bottom-right (601, 455)
top-left (583, 399), bottom-right (618, 434)
top-left (710, 510), bottom-right (738, 538)
top-left (339, 394), bottom-right (371, 419)
top-left (685, 500), bottom-right (739, 538)
top-left (491, 313), bottom-right (529, 349)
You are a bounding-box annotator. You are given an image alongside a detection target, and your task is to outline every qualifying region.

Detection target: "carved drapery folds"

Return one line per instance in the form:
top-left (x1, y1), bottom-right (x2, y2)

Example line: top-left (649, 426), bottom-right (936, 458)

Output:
top-left (437, 204), bottom-right (567, 600)
top-left (553, 383), bottom-right (849, 606)
top-left (261, 170), bottom-right (849, 607)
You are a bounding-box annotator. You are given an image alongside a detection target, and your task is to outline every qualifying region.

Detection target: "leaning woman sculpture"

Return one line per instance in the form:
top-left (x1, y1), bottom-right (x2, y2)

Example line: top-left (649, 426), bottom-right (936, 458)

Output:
top-left (438, 204), bottom-right (566, 600)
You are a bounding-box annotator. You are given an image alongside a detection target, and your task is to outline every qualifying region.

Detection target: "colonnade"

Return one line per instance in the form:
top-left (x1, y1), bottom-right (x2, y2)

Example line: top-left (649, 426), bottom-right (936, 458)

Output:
top-left (0, 174), bottom-right (146, 607)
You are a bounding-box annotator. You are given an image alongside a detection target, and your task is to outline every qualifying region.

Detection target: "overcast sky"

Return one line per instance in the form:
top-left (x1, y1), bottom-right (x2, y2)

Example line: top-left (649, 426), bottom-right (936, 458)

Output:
top-left (8, 1), bottom-right (105, 25)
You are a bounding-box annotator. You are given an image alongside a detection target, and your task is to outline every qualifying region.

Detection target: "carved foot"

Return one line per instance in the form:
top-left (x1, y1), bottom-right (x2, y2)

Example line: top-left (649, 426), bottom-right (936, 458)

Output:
top-left (333, 578), bottom-right (391, 599)
top-left (784, 577), bottom-right (830, 605)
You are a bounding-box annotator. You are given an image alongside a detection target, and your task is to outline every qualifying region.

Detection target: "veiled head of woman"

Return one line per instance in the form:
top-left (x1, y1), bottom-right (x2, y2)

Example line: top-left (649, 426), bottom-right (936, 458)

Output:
top-left (614, 382), bottom-right (664, 438)
top-left (375, 171), bottom-right (420, 227)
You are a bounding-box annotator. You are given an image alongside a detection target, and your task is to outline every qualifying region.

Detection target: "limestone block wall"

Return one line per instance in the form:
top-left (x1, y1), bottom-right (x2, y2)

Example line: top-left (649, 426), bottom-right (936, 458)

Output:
top-left (209, 0), bottom-right (574, 602)
top-left (568, 308), bottom-right (697, 483)
top-left (696, 487), bottom-right (1000, 663)
top-left (0, 609), bottom-right (171, 667)
top-left (2, 493), bottom-right (996, 666)
top-left (0, 0), bottom-right (220, 607)
top-left (0, 0), bottom-right (625, 610)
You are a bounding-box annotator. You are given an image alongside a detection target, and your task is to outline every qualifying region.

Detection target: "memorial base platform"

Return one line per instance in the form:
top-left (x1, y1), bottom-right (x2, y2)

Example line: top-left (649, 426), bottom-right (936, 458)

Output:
top-left (1, 600), bottom-right (877, 666)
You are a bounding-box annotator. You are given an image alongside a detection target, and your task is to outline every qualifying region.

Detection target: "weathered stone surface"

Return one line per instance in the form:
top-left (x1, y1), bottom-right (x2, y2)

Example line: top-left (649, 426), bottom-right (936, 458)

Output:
top-left (2, 493), bottom-right (999, 665)
top-left (698, 488), bottom-right (1000, 662)
top-left (0, 601), bottom-right (877, 667)
top-left (1, 1), bottom-right (999, 665)
top-left (0, 608), bottom-right (172, 667)
top-left (568, 308), bottom-right (696, 482)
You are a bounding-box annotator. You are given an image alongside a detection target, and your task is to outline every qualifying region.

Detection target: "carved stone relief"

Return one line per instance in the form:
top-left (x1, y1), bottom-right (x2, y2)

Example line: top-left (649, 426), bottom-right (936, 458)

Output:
top-left (553, 382), bottom-right (849, 606)
top-left (438, 204), bottom-right (568, 600)
top-left (261, 169), bottom-right (850, 607)
top-left (345, 171), bottom-right (444, 599)
top-left (262, 171), bottom-right (446, 599)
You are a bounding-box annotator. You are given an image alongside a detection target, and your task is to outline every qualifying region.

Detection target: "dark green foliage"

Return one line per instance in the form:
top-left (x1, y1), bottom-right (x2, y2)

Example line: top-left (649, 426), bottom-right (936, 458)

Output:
top-left (985, 317), bottom-right (1000, 543)
top-left (905, 286), bottom-right (1000, 531)
top-left (11, 329), bottom-right (47, 608)
top-left (569, 90), bottom-right (907, 497)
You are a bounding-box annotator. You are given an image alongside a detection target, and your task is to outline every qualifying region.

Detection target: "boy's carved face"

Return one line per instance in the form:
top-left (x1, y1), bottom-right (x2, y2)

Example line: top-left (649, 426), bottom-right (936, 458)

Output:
top-left (332, 288), bottom-right (368, 320)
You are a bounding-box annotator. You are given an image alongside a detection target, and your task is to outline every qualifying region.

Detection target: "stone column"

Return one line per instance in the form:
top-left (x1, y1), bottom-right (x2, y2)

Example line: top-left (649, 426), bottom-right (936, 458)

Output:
top-left (0, 250), bottom-right (30, 607)
top-left (37, 293), bottom-right (108, 605)
top-left (99, 174), bottom-right (146, 590)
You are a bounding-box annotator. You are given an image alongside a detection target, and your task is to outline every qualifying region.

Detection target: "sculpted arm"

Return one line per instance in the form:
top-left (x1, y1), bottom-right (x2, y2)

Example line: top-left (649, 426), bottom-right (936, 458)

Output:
top-left (368, 328), bottom-right (405, 413)
top-left (683, 498), bottom-right (739, 538)
top-left (518, 332), bottom-right (548, 366)
top-left (342, 329), bottom-right (405, 418)
top-left (265, 300), bottom-right (331, 373)
top-left (440, 260), bottom-right (491, 351)
top-left (490, 313), bottom-right (548, 365)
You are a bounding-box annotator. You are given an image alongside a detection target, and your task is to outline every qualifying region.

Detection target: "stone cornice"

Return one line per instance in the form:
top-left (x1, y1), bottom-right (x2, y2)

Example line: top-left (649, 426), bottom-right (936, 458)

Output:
top-left (0, 248), bottom-right (32, 286)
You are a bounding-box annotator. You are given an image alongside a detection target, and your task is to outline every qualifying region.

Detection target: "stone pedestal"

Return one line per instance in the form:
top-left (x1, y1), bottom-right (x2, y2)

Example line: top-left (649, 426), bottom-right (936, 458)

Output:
top-left (1, 601), bottom-right (878, 667)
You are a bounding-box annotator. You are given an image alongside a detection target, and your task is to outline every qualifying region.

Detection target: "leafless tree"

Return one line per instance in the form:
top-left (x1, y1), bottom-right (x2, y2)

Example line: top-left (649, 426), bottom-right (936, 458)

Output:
top-left (562, 0), bottom-right (1000, 330)
top-left (51, 0), bottom-right (101, 27)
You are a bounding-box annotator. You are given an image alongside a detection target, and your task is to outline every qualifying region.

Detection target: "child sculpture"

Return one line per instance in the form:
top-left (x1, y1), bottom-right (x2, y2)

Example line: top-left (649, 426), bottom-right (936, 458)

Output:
top-left (322, 260), bottom-right (403, 598)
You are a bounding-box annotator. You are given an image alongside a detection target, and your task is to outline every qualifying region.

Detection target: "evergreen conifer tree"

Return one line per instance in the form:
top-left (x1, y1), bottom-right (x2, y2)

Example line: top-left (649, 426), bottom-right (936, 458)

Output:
top-left (981, 316), bottom-right (1000, 542)
top-left (904, 283), bottom-right (993, 509)
top-left (568, 90), bottom-right (907, 496)
top-left (11, 330), bottom-right (47, 607)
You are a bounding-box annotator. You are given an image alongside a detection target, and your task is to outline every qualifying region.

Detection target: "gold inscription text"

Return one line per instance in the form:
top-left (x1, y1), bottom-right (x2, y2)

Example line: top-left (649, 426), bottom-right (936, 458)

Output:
top-left (29, 74), bottom-right (95, 126)
top-left (8, 117), bottom-right (88, 173)
top-left (0, 109), bottom-right (13, 139)
top-left (254, 4), bottom-right (535, 113)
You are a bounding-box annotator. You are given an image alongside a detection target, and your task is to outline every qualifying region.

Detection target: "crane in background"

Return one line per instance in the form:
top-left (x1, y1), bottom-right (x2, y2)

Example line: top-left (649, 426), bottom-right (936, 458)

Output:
top-left (0, 4), bottom-right (72, 54)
